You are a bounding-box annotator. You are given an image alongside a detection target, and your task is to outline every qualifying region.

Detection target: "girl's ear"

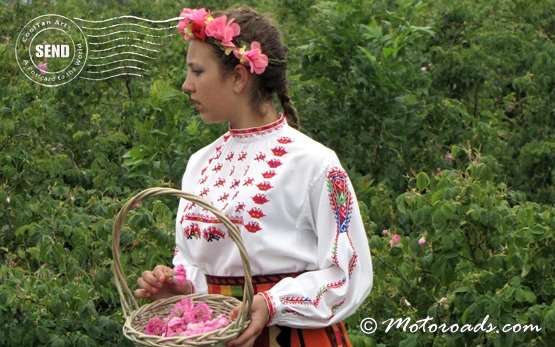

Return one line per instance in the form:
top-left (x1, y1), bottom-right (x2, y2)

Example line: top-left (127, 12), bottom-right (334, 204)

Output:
top-left (232, 64), bottom-right (251, 94)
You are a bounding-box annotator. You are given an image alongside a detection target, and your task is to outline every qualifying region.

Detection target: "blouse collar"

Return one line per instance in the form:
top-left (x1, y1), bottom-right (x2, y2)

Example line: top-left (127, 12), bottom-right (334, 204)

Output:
top-left (228, 114), bottom-right (287, 139)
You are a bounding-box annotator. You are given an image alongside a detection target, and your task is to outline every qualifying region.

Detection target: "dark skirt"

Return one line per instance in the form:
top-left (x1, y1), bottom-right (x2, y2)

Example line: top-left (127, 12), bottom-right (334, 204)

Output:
top-left (206, 273), bottom-right (353, 347)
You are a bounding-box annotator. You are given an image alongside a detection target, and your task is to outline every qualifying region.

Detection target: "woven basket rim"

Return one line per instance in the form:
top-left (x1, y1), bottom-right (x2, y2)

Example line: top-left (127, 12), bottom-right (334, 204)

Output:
top-left (112, 187), bottom-right (254, 346)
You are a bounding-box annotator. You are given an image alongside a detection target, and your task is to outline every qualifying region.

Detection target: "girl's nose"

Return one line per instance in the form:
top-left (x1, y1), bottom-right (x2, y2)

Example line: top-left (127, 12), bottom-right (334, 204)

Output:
top-left (182, 75), bottom-right (194, 93)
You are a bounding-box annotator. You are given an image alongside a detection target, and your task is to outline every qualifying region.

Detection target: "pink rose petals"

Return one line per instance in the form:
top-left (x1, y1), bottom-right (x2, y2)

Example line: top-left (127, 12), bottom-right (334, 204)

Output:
top-left (172, 264), bottom-right (187, 285)
top-left (144, 298), bottom-right (230, 337)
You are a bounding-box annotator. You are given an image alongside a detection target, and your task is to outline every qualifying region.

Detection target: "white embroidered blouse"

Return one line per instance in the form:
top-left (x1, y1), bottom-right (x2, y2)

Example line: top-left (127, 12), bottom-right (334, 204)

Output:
top-left (173, 115), bottom-right (372, 328)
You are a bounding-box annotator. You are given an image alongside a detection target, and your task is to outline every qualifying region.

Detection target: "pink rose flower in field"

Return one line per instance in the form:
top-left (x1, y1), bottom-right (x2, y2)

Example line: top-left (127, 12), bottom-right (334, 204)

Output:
top-left (390, 233), bottom-right (401, 247)
top-left (382, 229), bottom-right (389, 235)
top-left (205, 15), bottom-right (240, 48)
top-left (38, 61), bottom-right (48, 74)
top-left (172, 264), bottom-right (187, 285)
top-left (418, 237), bottom-right (426, 246)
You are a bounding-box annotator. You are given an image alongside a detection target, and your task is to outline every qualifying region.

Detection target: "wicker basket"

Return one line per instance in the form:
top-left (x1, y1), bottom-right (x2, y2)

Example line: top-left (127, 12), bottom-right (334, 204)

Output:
top-left (112, 187), bottom-right (254, 346)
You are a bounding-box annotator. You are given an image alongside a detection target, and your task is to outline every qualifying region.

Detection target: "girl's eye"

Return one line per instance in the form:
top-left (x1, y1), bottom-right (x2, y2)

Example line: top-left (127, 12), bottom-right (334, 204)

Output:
top-left (192, 69), bottom-right (203, 75)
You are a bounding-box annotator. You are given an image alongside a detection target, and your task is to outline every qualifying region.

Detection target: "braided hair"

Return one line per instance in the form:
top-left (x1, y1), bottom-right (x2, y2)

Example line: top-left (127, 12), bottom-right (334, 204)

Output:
top-left (210, 6), bottom-right (299, 129)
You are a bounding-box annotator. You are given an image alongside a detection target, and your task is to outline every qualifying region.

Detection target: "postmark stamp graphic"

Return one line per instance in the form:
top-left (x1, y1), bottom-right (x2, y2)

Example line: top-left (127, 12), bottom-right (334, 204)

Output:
top-left (15, 14), bottom-right (88, 87)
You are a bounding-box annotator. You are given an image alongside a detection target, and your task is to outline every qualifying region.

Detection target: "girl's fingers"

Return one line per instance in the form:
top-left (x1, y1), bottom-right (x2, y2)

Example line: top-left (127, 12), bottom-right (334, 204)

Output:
top-left (134, 288), bottom-right (151, 298)
top-left (141, 270), bottom-right (162, 288)
top-left (137, 277), bottom-right (159, 293)
top-left (153, 265), bottom-right (172, 283)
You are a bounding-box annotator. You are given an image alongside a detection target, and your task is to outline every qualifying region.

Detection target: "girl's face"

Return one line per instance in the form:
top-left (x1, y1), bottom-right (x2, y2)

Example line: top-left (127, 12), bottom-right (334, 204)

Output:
top-left (182, 40), bottom-right (236, 124)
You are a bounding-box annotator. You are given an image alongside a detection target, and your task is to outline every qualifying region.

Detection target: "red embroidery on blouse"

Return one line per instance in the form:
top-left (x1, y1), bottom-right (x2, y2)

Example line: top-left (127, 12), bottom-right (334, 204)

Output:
top-left (212, 163), bottom-right (223, 172)
top-left (199, 176), bottom-right (208, 184)
top-left (243, 178), bottom-right (254, 186)
top-left (331, 233), bottom-right (340, 266)
top-left (271, 146), bottom-right (287, 156)
top-left (223, 134), bottom-right (231, 142)
top-left (199, 187), bottom-right (210, 197)
top-left (280, 278), bottom-right (347, 309)
top-left (348, 253), bottom-right (359, 278)
top-left (235, 202), bottom-right (245, 212)
top-left (248, 207), bottom-right (266, 219)
top-left (313, 279), bottom-right (346, 307)
top-left (229, 115), bottom-right (286, 138)
top-left (243, 165), bottom-right (250, 175)
top-left (254, 152), bottom-right (266, 161)
top-left (201, 166), bottom-right (208, 175)
top-left (281, 297), bottom-right (312, 305)
top-left (230, 179), bottom-right (240, 189)
top-left (252, 194), bottom-right (269, 205)
top-left (238, 151), bottom-right (247, 161)
top-left (261, 291), bottom-right (277, 324)
top-left (267, 159), bottom-right (282, 168)
top-left (232, 191), bottom-right (239, 200)
top-left (277, 136), bottom-right (293, 144)
top-left (225, 152), bottom-right (234, 161)
top-left (230, 166), bottom-right (235, 175)
top-left (256, 182), bottom-right (273, 191)
top-left (218, 193), bottom-right (229, 203)
top-left (203, 227), bottom-right (225, 242)
top-left (262, 170), bottom-right (276, 179)
top-left (184, 223), bottom-right (202, 239)
top-left (327, 168), bottom-right (353, 234)
top-left (214, 178), bottom-right (226, 188)
top-left (244, 221), bottom-right (262, 233)
top-left (184, 212), bottom-right (243, 225)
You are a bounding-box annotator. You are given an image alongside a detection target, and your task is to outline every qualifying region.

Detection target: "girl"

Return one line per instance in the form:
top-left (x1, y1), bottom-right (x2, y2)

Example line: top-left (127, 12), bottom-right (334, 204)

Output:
top-left (136, 6), bottom-right (372, 347)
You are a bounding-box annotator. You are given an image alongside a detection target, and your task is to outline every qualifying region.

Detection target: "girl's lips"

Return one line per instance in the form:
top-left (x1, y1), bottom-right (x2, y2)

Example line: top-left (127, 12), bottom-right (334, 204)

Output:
top-left (191, 99), bottom-right (202, 110)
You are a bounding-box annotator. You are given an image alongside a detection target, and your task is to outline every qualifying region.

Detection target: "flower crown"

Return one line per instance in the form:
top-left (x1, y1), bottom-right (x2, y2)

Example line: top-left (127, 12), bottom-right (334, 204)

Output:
top-left (177, 8), bottom-right (270, 75)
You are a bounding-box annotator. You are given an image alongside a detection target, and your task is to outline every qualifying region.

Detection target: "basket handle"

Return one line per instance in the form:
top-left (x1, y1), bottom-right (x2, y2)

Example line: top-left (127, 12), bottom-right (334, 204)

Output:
top-left (112, 187), bottom-right (254, 322)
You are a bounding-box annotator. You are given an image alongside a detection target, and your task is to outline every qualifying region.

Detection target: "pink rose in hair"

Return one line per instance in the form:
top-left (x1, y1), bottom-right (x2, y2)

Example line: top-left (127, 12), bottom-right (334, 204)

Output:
top-left (177, 8), bottom-right (210, 40)
top-left (234, 41), bottom-right (268, 74)
top-left (191, 20), bottom-right (207, 41)
top-left (205, 15), bottom-right (240, 48)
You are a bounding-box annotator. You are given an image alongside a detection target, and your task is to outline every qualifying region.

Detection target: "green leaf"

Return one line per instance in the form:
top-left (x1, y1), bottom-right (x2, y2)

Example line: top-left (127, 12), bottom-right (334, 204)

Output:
top-left (416, 172), bottom-right (430, 191)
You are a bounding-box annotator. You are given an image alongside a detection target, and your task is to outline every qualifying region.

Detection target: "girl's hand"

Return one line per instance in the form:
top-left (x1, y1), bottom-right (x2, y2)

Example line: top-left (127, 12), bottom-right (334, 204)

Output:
top-left (135, 265), bottom-right (191, 301)
top-left (226, 294), bottom-right (270, 347)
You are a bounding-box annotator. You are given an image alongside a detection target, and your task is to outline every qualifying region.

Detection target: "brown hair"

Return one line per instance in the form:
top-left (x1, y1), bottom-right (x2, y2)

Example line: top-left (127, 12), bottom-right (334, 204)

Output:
top-left (210, 6), bottom-right (299, 129)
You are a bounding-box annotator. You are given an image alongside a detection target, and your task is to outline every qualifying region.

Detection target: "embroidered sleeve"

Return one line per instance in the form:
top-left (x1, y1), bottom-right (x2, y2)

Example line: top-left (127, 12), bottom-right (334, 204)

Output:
top-left (261, 162), bottom-right (373, 327)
